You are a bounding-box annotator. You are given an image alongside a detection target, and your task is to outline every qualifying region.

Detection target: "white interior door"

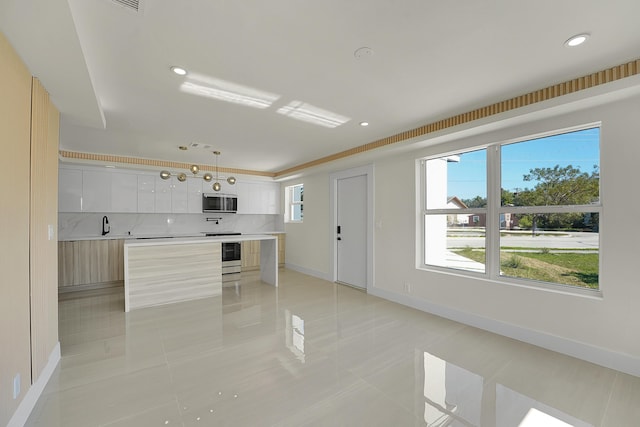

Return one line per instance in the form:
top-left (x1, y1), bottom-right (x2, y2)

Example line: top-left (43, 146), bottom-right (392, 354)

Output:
top-left (336, 174), bottom-right (367, 288)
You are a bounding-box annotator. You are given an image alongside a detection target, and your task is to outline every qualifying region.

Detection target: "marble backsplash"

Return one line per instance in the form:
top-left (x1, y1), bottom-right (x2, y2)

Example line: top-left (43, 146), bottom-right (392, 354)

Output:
top-left (59, 212), bottom-right (284, 240)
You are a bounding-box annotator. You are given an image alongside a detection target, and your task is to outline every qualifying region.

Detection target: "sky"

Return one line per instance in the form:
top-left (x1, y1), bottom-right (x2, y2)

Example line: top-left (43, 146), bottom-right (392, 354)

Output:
top-left (447, 127), bottom-right (600, 200)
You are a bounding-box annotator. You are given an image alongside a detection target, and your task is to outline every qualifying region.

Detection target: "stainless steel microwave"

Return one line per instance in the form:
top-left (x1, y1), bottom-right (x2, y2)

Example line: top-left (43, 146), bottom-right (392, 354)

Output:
top-left (202, 193), bottom-right (237, 213)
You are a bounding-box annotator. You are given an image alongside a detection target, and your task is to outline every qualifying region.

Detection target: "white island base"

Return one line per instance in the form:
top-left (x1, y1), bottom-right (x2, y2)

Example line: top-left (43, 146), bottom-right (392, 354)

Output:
top-left (124, 235), bottom-right (278, 312)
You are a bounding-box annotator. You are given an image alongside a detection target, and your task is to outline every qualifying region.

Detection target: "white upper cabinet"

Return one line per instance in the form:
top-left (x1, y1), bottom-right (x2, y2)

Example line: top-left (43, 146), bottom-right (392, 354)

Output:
top-left (59, 168), bottom-right (83, 212)
top-left (111, 173), bottom-right (138, 212)
top-left (263, 182), bottom-right (280, 214)
top-left (155, 176), bottom-right (172, 213)
top-left (236, 182), bottom-right (255, 214)
top-left (137, 175), bottom-right (155, 213)
top-left (82, 170), bottom-right (111, 212)
top-left (201, 177), bottom-right (238, 196)
top-left (58, 165), bottom-right (281, 215)
top-left (236, 181), bottom-right (280, 214)
top-left (187, 178), bottom-right (204, 213)
top-left (80, 169), bottom-right (137, 212)
top-left (220, 179), bottom-right (238, 195)
top-left (171, 177), bottom-right (188, 213)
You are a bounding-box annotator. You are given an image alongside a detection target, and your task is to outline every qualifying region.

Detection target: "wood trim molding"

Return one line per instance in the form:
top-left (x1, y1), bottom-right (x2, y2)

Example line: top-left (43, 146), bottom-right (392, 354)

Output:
top-left (61, 58), bottom-right (640, 179)
top-left (58, 150), bottom-right (276, 178)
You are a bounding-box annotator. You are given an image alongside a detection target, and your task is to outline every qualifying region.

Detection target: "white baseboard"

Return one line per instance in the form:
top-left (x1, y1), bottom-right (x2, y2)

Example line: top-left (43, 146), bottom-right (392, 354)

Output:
top-left (284, 263), bottom-right (333, 282)
top-left (7, 342), bottom-right (61, 427)
top-left (368, 287), bottom-right (640, 378)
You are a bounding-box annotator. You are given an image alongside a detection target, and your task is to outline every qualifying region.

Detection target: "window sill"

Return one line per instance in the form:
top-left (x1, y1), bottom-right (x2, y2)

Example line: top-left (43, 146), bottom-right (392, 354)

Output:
top-left (417, 264), bottom-right (603, 300)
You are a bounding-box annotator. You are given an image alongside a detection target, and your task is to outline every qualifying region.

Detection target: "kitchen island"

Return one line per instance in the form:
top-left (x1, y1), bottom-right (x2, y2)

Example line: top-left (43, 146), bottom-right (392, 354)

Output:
top-left (124, 234), bottom-right (277, 312)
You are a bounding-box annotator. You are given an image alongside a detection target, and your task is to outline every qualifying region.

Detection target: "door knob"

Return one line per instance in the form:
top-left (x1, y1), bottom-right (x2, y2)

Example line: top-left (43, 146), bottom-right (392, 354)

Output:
top-left (337, 237), bottom-right (342, 241)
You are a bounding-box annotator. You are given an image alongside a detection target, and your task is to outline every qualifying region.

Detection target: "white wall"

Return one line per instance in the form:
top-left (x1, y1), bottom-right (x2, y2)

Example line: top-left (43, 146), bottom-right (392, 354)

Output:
top-left (282, 93), bottom-right (640, 375)
top-left (283, 172), bottom-right (331, 279)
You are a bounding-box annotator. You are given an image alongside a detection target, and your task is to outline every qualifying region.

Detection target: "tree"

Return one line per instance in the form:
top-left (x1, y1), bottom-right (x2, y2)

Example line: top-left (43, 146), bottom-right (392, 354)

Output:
top-left (461, 195), bottom-right (486, 208)
top-left (517, 164), bottom-right (599, 206)
top-left (514, 164), bottom-right (599, 231)
top-left (501, 188), bottom-right (514, 206)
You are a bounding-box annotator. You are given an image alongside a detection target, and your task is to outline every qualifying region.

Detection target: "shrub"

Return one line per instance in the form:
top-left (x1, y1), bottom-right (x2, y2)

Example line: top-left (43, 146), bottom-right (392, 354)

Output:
top-left (502, 254), bottom-right (523, 269)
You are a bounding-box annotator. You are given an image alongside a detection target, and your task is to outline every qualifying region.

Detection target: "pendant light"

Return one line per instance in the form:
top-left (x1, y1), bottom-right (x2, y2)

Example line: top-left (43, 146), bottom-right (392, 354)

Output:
top-left (212, 151), bottom-right (222, 191)
top-left (159, 150), bottom-right (235, 191)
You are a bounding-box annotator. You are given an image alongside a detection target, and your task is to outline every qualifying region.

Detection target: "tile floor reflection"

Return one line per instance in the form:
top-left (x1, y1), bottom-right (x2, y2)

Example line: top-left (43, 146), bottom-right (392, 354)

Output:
top-left (26, 269), bottom-right (640, 426)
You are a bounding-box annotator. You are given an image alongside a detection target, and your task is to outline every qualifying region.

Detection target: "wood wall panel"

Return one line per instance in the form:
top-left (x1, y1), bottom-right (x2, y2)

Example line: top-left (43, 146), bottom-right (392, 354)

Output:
top-left (47, 99), bottom-right (60, 352)
top-left (0, 31), bottom-right (36, 427)
top-left (29, 77), bottom-right (49, 382)
top-left (29, 77), bottom-right (59, 384)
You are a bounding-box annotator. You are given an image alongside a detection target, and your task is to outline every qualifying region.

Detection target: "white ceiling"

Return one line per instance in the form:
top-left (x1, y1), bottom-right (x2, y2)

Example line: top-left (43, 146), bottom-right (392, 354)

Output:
top-left (2, 0), bottom-right (640, 174)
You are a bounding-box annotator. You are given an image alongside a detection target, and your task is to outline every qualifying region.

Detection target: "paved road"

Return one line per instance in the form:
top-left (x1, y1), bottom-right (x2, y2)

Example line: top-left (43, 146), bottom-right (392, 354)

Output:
top-left (447, 231), bottom-right (599, 249)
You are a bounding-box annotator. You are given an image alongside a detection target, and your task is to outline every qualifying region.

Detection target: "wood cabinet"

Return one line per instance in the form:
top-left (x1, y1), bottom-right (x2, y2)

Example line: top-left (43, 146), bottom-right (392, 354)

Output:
top-left (275, 233), bottom-right (285, 267)
top-left (241, 234), bottom-right (285, 271)
top-left (241, 240), bottom-right (261, 271)
top-left (58, 239), bottom-right (124, 290)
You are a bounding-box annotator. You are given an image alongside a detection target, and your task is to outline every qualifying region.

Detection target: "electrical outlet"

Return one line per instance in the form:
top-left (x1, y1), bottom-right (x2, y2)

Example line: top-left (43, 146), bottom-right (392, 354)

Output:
top-left (403, 282), bottom-right (412, 293)
top-left (48, 224), bottom-right (55, 240)
top-left (13, 373), bottom-right (20, 399)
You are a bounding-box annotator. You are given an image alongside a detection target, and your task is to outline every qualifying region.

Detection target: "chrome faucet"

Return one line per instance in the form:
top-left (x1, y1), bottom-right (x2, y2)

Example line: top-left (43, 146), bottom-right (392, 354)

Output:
top-left (102, 215), bottom-right (110, 236)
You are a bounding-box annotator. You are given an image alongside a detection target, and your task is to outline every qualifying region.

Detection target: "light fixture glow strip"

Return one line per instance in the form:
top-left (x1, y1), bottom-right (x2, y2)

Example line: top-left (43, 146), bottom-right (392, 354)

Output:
top-left (276, 101), bottom-right (350, 128)
top-left (180, 75), bottom-right (280, 109)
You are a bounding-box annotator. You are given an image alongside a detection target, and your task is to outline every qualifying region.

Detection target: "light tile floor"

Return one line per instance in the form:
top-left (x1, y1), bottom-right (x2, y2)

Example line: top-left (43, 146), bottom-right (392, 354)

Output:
top-left (26, 269), bottom-right (640, 426)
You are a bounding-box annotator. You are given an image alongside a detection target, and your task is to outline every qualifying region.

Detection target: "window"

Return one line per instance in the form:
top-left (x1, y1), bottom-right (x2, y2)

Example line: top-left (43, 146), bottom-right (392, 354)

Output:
top-left (285, 184), bottom-right (303, 222)
top-left (420, 126), bottom-right (601, 291)
top-left (423, 150), bottom-right (487, 273)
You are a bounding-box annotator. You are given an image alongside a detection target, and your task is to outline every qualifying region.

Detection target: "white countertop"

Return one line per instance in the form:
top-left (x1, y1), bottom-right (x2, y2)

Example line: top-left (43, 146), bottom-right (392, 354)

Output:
top-left (59, 232), bottom-right (284, 242)
top-left (124, 234), bottom-right (277, 247)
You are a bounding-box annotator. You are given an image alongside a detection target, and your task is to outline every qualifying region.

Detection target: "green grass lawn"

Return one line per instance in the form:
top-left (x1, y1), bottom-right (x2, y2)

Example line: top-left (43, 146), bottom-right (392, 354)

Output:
top-left (452, 248), bottom-right (599, 289)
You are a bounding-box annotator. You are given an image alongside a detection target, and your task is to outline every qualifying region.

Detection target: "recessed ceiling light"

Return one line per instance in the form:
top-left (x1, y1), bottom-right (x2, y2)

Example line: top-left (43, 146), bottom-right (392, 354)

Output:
top-left (171, 66), bottom-right (188, 76)
top-left (564, 33), bottom-right (590, 47)
top-left (359, 121), bottom-right (369, 127)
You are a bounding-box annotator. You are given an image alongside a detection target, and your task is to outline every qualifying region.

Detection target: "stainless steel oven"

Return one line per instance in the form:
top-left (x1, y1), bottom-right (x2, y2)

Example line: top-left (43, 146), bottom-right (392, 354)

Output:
top-left (204, 233), bottom-right (242, 282)
top-left (221, 242), bottom-right (241, 282)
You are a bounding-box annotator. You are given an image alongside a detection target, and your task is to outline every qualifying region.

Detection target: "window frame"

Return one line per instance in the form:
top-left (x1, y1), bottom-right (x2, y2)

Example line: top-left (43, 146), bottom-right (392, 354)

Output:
top-left (285, 183), bottom-right (304, 223)
top-left (418, 123), bottom-right (602, 296)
